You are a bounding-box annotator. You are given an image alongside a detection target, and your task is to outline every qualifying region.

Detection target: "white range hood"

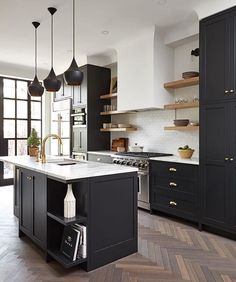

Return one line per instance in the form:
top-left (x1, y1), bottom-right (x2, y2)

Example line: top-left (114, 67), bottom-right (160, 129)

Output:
top-left (116, 26), bottom-right (174, 111)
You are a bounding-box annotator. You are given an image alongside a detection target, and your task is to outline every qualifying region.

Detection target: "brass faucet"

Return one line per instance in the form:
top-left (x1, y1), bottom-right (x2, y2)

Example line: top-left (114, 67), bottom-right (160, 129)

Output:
top-left (40, 134), bottom-right (63, 163)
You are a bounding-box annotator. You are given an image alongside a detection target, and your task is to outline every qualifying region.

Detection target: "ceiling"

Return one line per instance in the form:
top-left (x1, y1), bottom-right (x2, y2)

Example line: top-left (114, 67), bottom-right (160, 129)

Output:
top-left (0, 0), bottom-right (233, 75)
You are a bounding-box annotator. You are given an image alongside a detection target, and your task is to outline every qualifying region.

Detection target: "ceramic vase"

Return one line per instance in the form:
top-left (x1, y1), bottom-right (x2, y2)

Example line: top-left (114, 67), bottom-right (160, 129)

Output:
top-left (64, 184), bottom-right (76, 218)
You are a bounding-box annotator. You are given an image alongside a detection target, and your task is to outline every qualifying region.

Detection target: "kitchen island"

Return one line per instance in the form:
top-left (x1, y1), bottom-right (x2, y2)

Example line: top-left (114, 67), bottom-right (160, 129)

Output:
top-left (0, 156), bottom-right (138, 271)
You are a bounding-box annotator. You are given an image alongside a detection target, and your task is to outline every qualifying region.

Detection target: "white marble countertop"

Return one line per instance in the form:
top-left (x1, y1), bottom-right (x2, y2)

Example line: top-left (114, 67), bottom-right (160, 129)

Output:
top-left (0, 155), bottom-right (138, 181)
top-left (150, 155), bottom-right (199, 165)
top-left (87, 151), bottom-right (116, 156)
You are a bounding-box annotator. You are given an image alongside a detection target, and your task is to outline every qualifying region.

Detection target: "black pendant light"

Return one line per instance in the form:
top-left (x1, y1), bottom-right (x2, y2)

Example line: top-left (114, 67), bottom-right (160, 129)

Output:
top-left (28, 22), bottom-right (44, 97)
top-left (63, 0), bottom-right (83, 86)
top-left (43, 7), bottom-right (61, 92)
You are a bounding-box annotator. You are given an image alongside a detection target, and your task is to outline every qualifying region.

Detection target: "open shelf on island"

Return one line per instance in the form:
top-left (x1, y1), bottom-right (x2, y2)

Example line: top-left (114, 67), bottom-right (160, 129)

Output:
top-left (100, 93), bottom-right (117, 99)
top-left (47, 212), bottom-right (87, 226)
top-left (164, 77), bottom-right (199, 89)
top-left (164, 101), bottom-right (199, 110)
top-left (100, 127), bottom-right (137, 132)
top-left (164, 125), bottom-right (199, 131)
top-left (47, 249), bottom-right (87, 269)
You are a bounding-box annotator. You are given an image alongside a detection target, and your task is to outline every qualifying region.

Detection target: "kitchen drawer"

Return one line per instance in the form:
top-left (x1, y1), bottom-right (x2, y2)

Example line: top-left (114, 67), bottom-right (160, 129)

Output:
top-left (150, 161), bottom-right (198, 180)
top-left (152, 176), bottom-right (196, 194)
top-left (151, 191), bottom-right (196, 220)
top-left (88, 153), bottom-right (112, 164)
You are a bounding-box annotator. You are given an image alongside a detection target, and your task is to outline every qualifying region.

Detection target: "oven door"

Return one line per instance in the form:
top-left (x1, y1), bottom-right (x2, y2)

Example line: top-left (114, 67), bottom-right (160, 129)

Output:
top-left (137, 170), bottom-right (150, 210)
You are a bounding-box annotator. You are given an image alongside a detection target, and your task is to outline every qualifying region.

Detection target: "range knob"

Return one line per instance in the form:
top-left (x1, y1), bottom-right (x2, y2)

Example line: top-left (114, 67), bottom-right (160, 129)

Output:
top-left (116, 160), bottom-right (121, 164)
top-left (121, 160), bottom-right (127, 165)
top-left (138, 163), bottom-right (145, 168)
top-left (126, 161), bottom-right (132, 166)
top-left (113, 159), bottom-right (117, 164)
top-left (133, 162), bottom-right (138, 167)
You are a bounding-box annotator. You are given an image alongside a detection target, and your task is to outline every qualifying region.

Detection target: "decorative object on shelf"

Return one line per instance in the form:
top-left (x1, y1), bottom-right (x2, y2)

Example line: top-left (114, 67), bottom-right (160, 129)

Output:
top-left (182, 71), bottom-right (199, 79)
top-left (43, 7), bottom-right (61, 92)
top-left (175, 97), bottom-right (189, 104)
top-left (63, 0), bottom-right (83, 86)
top-left (118, 123), bottom-right (132, 128)
top-left (178, 145), bottom-right (194, 159)
top-left (60, 225), bottom-right (80, 261)
top-left (129, 143), bottom-right (144, 152)
top-left (173, 119), bottom-right (189, 126)
top-left (64, 184), bottom-right (76, 218)
top-left (191, 48), bottom-right (199, 57)
top-left (190, 121), bottom-right (199, 126)
top-left (27, 128), bottom-right (40, 157)
top-left (28, 22), bottom-right (44, 97)
top-left (111, 138), bottom-right (129, 152)
top-left (110, 77), bottom-right (117, 93)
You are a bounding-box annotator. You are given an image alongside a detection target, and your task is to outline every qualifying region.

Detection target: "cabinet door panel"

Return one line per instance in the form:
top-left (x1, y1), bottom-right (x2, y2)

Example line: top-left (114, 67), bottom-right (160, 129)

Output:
top-left (229, 166), bottom-right (236, 230)
top-left (230, 11), bottom-right (236, 96)
top-left (200, 14), bottom-right (230, 103)
top-left (202, 164), bottom-right (228, 226)
top-left (20, 171), bottom-right (33, 234)
top-left (200, 104), bottom-right (229, 163)
top-left (72, 127), bottom-right (87, 153)
top-left (33, 172), bottom-right (46, 248)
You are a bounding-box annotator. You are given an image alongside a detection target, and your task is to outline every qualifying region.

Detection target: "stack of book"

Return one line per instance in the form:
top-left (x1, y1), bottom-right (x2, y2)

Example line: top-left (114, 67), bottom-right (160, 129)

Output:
top-left (60, 224), bottom-right (87, 261)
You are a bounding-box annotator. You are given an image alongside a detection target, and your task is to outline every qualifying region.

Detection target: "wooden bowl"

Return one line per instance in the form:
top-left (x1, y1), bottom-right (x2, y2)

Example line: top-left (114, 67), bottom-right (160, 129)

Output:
top-left (178, 149), bottom-right (194, 159)
top-left (174, 119), bottom-right (189, 126)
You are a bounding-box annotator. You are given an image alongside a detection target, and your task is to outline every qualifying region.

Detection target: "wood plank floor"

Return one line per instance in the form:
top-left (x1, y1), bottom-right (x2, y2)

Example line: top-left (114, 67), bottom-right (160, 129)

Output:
top-left (1, 186), bottom-right (236, 281)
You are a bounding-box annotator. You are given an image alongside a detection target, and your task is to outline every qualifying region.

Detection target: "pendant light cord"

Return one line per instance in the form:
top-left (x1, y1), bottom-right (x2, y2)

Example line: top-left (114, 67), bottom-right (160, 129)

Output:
top-left (51, 12), bottom-right (54, 68)
top-left (73, 0), bottom-right (75, 58)
top-left (35, 27), bottom-right (37, 77)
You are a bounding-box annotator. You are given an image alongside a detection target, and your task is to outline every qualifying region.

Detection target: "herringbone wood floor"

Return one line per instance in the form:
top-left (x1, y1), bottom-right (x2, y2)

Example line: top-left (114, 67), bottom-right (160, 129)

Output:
top-left (1, 186), bottom-right (236, 282)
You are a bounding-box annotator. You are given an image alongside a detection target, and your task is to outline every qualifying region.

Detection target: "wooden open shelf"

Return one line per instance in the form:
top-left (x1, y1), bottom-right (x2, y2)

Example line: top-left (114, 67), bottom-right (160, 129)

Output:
top-left (47, 212), bottom-right (87, 226)
top-left (164, 125), bottom-right (199, 131)
top-left (164, 77), bottom-right (199, 89)
top-left (47, 249), bottom-right (87, 269)
top-left (164, 101), bottom-right (199, 110)
top-left (100, 93), bottom-right (117, 100)
top-left (100, 110), bottom-right (135, 116)
top-left (100, 127), bottom-right (137, 132)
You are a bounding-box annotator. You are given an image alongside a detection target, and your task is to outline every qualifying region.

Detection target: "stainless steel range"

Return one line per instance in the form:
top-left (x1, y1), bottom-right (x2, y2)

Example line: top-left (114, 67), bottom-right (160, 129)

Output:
top-left (112, 152), bottom-right (172, 211)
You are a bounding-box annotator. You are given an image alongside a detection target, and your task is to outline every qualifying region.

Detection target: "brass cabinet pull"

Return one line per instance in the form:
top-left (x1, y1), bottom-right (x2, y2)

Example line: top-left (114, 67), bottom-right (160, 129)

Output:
top-left (230, 89), bottom-right (234, 93)
top-left (170, 201), bottom-right (177, 206)
top-left (169, 182), bottom-right (177, 187)
top-left (26, 176), bottom-right (32, 181)
top-left (225, 157), bottom-right (229, 161)
top-left (225, 90), bottom-right (229, 94)
top-left (169, 168), bottom-right (177, 172)
top-left (230, 158), bottom-right (234, 161)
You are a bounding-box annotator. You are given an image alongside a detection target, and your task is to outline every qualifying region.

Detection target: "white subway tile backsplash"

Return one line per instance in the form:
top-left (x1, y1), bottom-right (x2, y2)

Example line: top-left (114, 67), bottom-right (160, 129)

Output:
top-left (111, 108), bottom-right (199, 157)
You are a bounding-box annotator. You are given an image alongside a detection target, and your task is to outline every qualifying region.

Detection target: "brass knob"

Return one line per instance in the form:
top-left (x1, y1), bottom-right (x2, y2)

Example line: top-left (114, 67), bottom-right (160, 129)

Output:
top-left (26, 176), bottom-right (32, 180)
top-left (170, 182), bottom-right (177, 187)
top-left (230, 158), bottom-right (234, 161)
top-left (169, 168), bottom-right (177, 172)
top-left (225, 157), bottom-right (229, 161)
top-left (225, 90), bottom-right (229, 94)
top-left (170, 201), bottom-right (177, 206)
top-left (230, 90), bottom-right (234, 93)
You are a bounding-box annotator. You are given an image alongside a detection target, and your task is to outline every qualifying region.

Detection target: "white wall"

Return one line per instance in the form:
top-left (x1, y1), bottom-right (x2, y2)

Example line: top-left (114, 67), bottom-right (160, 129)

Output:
top-left (112, 38), bottom-right (199, 157)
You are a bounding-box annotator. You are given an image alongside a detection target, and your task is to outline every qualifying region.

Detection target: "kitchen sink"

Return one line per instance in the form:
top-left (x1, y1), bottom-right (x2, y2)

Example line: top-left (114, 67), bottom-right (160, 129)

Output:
top-left (57, 162), bottom-right (77, 166)
top-left (46, 158), bottom-right (81, 165)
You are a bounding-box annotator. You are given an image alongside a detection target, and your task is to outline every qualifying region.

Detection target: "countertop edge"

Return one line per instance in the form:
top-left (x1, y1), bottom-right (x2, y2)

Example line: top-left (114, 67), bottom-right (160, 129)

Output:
top-left (149, 156), bottom-right (199, 165)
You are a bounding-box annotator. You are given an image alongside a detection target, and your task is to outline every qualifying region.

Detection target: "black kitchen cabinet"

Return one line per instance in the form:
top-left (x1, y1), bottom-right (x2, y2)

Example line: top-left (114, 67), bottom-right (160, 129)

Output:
top-left (19, 168), bottom-right (47, 249)
top-left (200, 6), bottom-right (236, 237)
top-left (150, 161), bottom-right (199, 224)
top-left (71, 64), bottom-right (111, 155)
top-left (200, 8), bottom-right (236, 104)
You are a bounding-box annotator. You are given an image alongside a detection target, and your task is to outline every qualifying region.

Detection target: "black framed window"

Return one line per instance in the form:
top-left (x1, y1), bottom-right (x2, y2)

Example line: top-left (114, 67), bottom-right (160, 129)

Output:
top-left (0, 76), bottom-right (42, 184)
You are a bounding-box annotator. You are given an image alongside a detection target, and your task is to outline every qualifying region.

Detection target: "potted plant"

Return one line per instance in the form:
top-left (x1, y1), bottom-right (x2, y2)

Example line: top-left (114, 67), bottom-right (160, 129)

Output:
top-left (27, 128), bottom-right (40, 157)
top-left (178, 145), bottom-right (194, 159)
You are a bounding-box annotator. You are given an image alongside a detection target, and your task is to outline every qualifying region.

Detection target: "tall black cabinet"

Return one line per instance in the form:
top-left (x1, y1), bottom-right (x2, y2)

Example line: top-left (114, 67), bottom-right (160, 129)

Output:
top-left (200, 6), bottom-right (236, 236)
top-left (71, 64), bottom-right (111, 156)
